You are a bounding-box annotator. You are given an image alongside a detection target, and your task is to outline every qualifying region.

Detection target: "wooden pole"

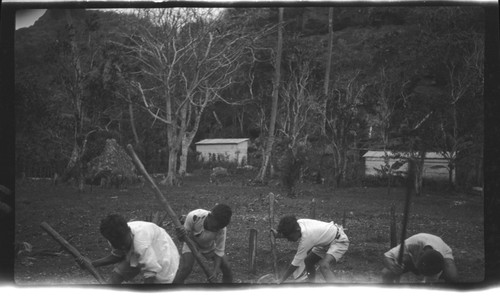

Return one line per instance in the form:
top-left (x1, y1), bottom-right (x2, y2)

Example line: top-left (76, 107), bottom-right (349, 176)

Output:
top-left (397, 159), bottom-right (414, 265)
top-left (126, 144), bottom-right (214, 283)
top-left (268, 193), bottom-right (278, 279)
top-left (310, 198), bottom-right (316, 219)
top-left (342, 209), bottom-right (346, 228)
top-left (249, 228), bottom-right (258, 274)
top-left (390, 205), bottom-right (397, 248)
top-left (40, 222), bottom-right (105, 284)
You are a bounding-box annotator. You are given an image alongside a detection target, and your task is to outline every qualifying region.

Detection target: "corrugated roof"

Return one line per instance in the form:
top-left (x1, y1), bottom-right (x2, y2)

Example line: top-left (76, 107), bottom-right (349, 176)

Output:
top-left (362, 151), bottom-right (452, 159)
top-left (195, 138), bottom-right (249, 145)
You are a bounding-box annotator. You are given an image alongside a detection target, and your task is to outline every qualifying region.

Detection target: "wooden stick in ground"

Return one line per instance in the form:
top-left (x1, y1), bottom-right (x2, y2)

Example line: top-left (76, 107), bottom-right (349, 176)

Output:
top-left (397, 158), bottom-right (415, 265)
top-left (40, 222), bottom-right (105, 284)
top-left (390, 204), bottom-right (397, 248)
top-left (126, 144), bottom-right (214, 283)
top-left (268, 192), bottom-right (278, 280)
top-left (310, 198), bottom-right (316, 219)
top-left (342, 209), bottom-right (346, 228)
top-left (248, 228), bottom-right (258, 274)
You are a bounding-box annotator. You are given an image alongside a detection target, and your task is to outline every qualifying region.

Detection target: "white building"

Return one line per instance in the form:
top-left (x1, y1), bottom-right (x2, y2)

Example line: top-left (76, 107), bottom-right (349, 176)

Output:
top-left (195, 138), bottom-right (249, 165)
top-left (362, 151), bottom-right (455, 181)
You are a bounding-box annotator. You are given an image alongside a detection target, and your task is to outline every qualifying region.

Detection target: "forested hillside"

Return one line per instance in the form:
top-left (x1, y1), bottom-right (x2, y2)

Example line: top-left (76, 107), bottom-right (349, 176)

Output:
top-left (14, 6), bottom-right (484, 191)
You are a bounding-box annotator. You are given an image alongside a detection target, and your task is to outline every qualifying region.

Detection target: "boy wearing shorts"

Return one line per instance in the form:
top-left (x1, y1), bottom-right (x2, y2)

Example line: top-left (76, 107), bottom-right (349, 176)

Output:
top-left (82, 214), bottom-right (179, 284)
top-left (382, 233), bottom-right (458, 283)
top-left (272, 215), bottom-right (349, 283)
top-left (174, 203), bottom-right (233, 283)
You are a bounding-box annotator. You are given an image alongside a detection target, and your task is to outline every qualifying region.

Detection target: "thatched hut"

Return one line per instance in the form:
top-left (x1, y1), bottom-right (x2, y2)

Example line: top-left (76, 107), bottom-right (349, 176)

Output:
top-left (86, 139), bottom-right (139, 188)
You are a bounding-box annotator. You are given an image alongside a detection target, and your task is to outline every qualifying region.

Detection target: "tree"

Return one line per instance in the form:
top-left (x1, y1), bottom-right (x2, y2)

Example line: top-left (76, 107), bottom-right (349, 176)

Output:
top-left (367, 67), bottom-right (410, 194)
top-left (58, 10), bottom-right (92, 191)
top-left (322, 7), bottom-right (334, 135)
top-left (275, 44), bottom-right (323, 196)
top-left (42, 10), bottom-right (134, 190)
top-left (436, 31), bottom-right (484, 189)
top-left (408, 7), bottom-right (484, 190)
top-left (255, 7), bottom-right (284, 183)
top-left (279, 61), bottom-right (320, 147)
top-left (325, 70), bottom-right (367, 188)
top-left (121, 8), bottom-right (270, 185)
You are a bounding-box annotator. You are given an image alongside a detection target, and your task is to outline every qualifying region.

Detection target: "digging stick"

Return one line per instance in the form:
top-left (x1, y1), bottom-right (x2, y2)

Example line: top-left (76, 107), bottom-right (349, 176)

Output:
top-left (268, 193), bottom-right (278, 279)
top-left (249, 228), bottom-right (258, 274)
top-left (40, 222), bottom-right (105, 284)
top-left (126, 144), bottom-right (214, 283)
top-left (390, 204), bottom-right (397, 248)
top-left (397, 159), bottom-right (415, 265)
top-left (310, 198), bottom-right (316, 219)
top-left (342, 209), bottom-right (346, 228)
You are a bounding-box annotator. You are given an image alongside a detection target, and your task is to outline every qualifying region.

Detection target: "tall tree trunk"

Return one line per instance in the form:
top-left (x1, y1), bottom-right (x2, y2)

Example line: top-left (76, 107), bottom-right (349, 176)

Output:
top-left (256, 7), bottom-right (283, 182)
top-left (178, 93), bottom-right (206, 177)
top-left (340, 147), bottom-right (348, 186)
top-left (179, 139), bottom-right (189, 177)
top-left (179, 130), bottom-right (197, 177)
top-left (62, 9), bottom-right (86, 191)
top-left (322, 7), bottom-right (333, 135)
top-left (164, 82), bottom-right (178, 185)
top-left (164, 146), bottom-right (179, 185)
top-left (164, 124), bottom-right (178, 186)
top-left (62, 144), bottom-right (81, 183)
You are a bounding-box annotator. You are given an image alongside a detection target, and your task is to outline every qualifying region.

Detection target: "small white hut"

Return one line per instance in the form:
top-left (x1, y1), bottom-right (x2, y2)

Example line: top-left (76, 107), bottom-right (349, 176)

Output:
top-left (363, 151), bottom-right (454, 181)
top-left (195, 138), bottom-right (249, 165)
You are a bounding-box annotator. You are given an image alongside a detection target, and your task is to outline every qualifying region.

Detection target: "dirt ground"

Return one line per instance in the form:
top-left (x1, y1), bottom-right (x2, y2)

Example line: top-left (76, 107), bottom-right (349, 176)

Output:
top-left (13, 169), bottom-right (484, 287)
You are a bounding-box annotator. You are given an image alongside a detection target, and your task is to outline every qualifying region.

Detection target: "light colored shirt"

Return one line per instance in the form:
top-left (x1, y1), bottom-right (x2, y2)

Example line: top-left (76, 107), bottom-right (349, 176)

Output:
top-left (291, 219), bottom-right (340, 266)
top-left (111, 221), bottom-right (179, 283)
top-left (183, 209), bottom-right (226, 257)
top-left (384, 233), bottom-right (454, 268)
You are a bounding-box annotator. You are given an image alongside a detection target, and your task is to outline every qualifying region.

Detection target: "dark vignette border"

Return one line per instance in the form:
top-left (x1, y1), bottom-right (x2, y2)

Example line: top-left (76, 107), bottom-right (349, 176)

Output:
top-left (1, 0), bottom-right (499, 290)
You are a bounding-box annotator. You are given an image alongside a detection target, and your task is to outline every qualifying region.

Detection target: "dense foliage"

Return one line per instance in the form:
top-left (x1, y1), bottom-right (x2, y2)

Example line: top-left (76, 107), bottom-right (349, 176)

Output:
top-left (15, 6), bottom-right (484, 190)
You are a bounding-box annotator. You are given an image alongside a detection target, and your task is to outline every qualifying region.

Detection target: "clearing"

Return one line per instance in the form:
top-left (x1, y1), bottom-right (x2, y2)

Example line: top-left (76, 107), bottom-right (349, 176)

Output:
top-left (14, 170), bottom-right (484, 286)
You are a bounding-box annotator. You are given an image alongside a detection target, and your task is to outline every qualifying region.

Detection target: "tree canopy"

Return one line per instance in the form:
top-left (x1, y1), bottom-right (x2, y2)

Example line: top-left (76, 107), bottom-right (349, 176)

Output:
top-left (15, 6), bottom-right (484, 190)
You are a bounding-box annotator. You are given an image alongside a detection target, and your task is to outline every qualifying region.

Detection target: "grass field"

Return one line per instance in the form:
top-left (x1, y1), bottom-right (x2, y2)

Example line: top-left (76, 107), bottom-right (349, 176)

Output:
top-left (13, 169), bottom-right (484, 286)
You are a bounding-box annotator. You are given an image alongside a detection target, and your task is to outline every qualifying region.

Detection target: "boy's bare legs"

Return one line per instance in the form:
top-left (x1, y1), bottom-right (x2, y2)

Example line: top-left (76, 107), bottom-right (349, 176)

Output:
top-left (381, 267), bottom-right (402, 283)
top-left (220, 256), bottom-right (233, 283)
top-left (317, 254), bottom-right (336, 282)
top-left (442, 259), bottom-right (459, 282)
top-left (173, 252), bottom-right (195, 284)
top-left (109, 272), bottom-right (125, 284)
top-left (304, 252), bottom-right (322, 282)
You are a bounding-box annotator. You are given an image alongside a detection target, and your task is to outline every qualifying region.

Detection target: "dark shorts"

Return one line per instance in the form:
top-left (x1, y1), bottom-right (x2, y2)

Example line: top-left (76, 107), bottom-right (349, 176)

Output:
top-left (113, 260), bottom-right (141, 281)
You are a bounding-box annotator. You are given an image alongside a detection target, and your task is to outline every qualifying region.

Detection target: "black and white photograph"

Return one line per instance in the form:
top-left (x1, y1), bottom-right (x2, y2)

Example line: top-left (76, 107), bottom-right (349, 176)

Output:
top-left (1, 0), bottom-right (499, 294)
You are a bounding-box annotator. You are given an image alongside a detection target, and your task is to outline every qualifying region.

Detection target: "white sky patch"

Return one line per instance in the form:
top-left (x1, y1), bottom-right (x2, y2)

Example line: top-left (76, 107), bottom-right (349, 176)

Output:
top-left (15, 9), bottom-right (46, 29)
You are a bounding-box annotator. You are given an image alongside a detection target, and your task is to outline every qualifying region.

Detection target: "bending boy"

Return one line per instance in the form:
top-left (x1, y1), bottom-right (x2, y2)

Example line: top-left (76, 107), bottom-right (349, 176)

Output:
top-left (382, 233), bottom-right (458, 283)
top-left (79, 214), bottom-right (179, 284)
top-left (272, 215), bottom-right (349, 283)
top-left (174, 203), bottom-right (233, 283)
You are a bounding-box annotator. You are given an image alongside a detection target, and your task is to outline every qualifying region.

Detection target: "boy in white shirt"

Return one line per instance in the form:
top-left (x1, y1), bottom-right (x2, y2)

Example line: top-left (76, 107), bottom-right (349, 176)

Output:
top-left (272, 215), bottom-right (349, 283)
top-left (382, 233), bottom-right (458, 283)
top-left (174, 203), bottom-right (233, 283)
top-left (82, 214), bottom-right (179, 284)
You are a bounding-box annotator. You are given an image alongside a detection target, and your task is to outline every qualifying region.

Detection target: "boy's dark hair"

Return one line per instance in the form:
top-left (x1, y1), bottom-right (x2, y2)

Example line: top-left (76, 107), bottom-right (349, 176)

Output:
top-left (100, 214), bottom-right (131, 242)
top-left (277, 215), bottom-right (299, 237)
top-left (417, 248), bottom-right (444, 276)
top-left (210, 203), bottom-right (232, 226)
